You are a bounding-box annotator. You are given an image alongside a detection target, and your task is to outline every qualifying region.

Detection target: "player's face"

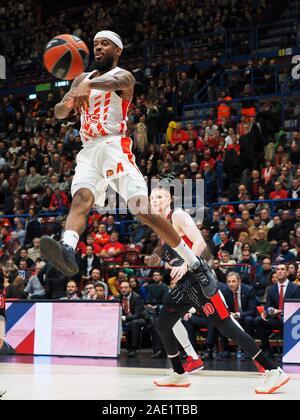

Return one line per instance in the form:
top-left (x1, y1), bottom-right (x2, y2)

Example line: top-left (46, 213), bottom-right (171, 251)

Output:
top-left (93, 38), bottom-right (120, 71)
top-left (150, 189), bottom-right (171, 215)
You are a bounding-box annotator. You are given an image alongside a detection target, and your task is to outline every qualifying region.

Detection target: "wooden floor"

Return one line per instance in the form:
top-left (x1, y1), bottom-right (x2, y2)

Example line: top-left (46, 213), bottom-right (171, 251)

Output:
top-left (0, 360), bottom-right (299, 400)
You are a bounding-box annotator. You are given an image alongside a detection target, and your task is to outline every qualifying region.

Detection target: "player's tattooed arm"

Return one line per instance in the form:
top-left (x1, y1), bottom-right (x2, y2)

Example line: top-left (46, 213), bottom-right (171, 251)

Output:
top-left (54, 73), bottom-right (87, 119)
top-left (88, 70), bottom-right (135, 92)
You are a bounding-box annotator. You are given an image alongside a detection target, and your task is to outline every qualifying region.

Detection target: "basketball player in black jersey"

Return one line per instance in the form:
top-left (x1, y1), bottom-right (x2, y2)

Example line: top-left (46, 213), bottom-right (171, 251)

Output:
top-left (150, 186), bottom-right (289, 394)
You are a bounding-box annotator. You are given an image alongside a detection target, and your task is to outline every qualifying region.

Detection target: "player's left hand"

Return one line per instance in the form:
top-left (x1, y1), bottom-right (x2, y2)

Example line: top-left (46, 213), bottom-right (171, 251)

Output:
top-left (73, 80), bottom-right (91, 114)
top-left (170, 262), bottom-right (188, 282)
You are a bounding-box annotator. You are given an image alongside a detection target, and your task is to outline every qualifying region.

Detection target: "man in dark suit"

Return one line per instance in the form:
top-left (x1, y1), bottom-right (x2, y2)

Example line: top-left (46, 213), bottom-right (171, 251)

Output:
top-left (79, 245), bottom-right (101, 281)
top-left (120, 281), bottom-right (147, 357)
top-left (223, 271), bottom-right (257, 336)
top-left (255, 264), bottom-right (300, 358)
top-left (220, 271), bottom-right (257, 359)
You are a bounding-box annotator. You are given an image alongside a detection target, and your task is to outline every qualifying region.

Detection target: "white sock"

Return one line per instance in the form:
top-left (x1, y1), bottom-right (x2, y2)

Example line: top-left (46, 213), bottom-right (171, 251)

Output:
top-left (173, 320), bottom-right (199, 360)
top-left (62, 230), bottom-right (79, 250)
top-left (174, 239), bottom-right (198, 267)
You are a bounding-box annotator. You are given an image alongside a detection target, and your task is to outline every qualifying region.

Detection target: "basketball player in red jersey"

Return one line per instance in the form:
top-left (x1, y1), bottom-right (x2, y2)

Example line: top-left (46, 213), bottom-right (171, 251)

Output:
top-left (150, 186), bottom-right (289, 394)
top-left (40, 31), bottom-right (211, 301)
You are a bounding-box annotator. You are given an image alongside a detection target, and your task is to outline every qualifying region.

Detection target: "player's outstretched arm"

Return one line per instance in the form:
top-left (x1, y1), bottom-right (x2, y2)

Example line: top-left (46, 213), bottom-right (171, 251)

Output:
top-left (54, 73), bottom-right (87, 120)
top-left (88, 70), bottom-right (135, 92)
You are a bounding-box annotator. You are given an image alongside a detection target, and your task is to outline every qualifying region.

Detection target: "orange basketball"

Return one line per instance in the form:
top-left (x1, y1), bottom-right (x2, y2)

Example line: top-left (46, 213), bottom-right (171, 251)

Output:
top-left (43, 34), bottom-right (90, 80)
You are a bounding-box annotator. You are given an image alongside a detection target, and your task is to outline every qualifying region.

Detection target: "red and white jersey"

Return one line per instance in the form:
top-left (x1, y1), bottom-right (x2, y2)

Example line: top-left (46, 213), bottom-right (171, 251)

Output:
top-left (79, 66), bottom-right (131, 147)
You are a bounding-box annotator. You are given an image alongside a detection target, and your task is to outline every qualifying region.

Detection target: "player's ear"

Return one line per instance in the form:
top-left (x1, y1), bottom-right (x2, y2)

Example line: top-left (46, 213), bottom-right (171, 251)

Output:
top-left (115, 47), bottom-right (122, 57)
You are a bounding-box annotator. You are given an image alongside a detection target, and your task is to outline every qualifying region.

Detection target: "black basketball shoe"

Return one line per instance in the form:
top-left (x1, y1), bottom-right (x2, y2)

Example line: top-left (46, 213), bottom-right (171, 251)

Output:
top-left (190, 256), bottom-right (219, 298)
top-left (40, 236), bottom-right (79, 276)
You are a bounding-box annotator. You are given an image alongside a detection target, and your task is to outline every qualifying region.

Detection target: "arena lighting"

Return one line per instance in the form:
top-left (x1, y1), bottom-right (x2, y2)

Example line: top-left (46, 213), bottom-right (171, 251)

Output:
top-left (28, 94), bottom-right (37, 100)
top-left (54, 80), bottom-right (70, 87)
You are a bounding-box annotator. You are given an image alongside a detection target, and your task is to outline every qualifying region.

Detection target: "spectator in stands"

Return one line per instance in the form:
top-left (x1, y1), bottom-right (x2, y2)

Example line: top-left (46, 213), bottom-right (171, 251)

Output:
top-left (248, 215), bottom-right (264, 240)
top-left (219, 251), bottom-right (237, 276)
top-left (222, 272), bottom-right (257, 358)
top-left (100, 231), bottom-right (125, 264)
top-left (14, 248), bottom-right (34, 268)
top-left (147, 271), bottom-right (169, 307)
top-left (60, 279), bottom-right (80, 300)
top-left (24, 260), bottom-right (45, 299)
top-left (81, 281), bottom-right (96, 300)
top-left (267, 215), bottom-right (289, 247)
top-left (15, 221), bottom-right (26, 246)
top-left (255, 264), bottom-right (300, 358)
top-left (104, 215), bottom-right (120, 235)
top-left (94, 282), bottom-right (112, 300)
top-left (25, 166), bottom-right (42, 194)
top-left (24, 208), bottom-right (41, 246)
top-left (120, 280), bottom-right (148, 358)
top-left (288, 262), bottom-right (298, 283)
top-left (275, 240), bottom-right (296, 263)
top-left (232, 232), bottom-right (251, 261)
top-left (240, 84), bottom-right (256, 121)
top-left (108, 270), bottom-right (128, 297)
top-left (93, 223), bottom-right (110, 247)
top-left (215, 231), bottom-right (235, 257)
top-left (79, 245), bottom-right (101, 282)
top-left (229, 217), bottom-right (249, 242)
top-left (90, 268), bottom-right (108, 297)
top-left (27, 237), bottom-right (41, 262)
top-left (128, 276), bottom-right (148, 302)
top-left (5, 273), bottom-right (27, 299)
top-left (49, 187), bottom-right (69, 213)
top-left (269, 181), bottom-right (288, 200)
top-left (170, 122), bottom-right (189, 145)
top-left (254, 258), bottom-right (273, 303)
top-left (252, 228), bottom-right (272, 262)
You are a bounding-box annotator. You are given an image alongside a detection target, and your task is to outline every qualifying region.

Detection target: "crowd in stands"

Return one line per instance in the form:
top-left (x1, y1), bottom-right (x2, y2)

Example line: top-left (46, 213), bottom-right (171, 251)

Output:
top-left (0, 0), bottom-right (300, 359)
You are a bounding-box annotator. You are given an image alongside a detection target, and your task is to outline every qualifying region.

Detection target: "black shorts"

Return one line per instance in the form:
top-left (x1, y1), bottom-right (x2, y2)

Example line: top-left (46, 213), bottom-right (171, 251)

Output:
top-left (165, 274), bottom-right (230, 323)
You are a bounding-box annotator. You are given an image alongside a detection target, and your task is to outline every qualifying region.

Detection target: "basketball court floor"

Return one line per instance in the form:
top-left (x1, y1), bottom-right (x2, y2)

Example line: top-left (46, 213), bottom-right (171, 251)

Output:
top-left (0, 355), bottom-right (299, 400)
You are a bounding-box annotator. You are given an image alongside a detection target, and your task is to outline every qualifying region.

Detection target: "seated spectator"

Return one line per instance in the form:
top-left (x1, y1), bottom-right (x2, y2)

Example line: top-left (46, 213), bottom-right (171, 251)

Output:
top-left (90, 268), bottom-right (108, 297)
top-left (222, 272), bottom-right (257, 358)
top-left (269, 181), bottom-right (288, 200)
top-left (267, 215), bottom-right (289, 247)
top-left (24, 208), bottom-right (41, 246)
top-left (255, 264), bottom-right (300, 358)
top-left (128, 276), bottom-right (148, 301)
top-left (237, 249), bottom-right (255, 284)
top-left (60, 279), bottom-right (80, 300)
top-left (78, 234), bottom-right (102, 256)
top-left (25, 166), bottom-right (42, 194)
top-left (120, 280), bottom-right (148, 357)
top-left (170, 122), bottom-right (189, 145)
top-left (275, 241), bottom-right (296, 263)
top-left (251, 228), bottom-right (272, 262)
top-left (93, 223), bottom-right (110, 247)
top-left (241, 209), bottom-right (254, 230)
top-left (81, 281), bottom-right (96, 300)
top-left (108, 270), bottom-right (127, 297)
top-left (232, 232), bottom-right (251, 260)
top-left (15, 221), bottom-right (26, 246)
top-left (79, 245), bottom-right (101, 281)
top-left (147, 271), bottom-right (169, 307)
top-left (100, 231), bottom-right (125, 264)
top-left (14, 248), bottom-right (34, 268)
top-left (254, 258), bottom-right (273, 303)
top-left (215, 231), bottom-right (235, 257)
top-left (229, 217), bottom-right (249, 242)
top-left (27, 237), bottom-right (41, 262)
top-left (219, 251), bottom-right (237, 275)
top-left (24, 260), bottom-right (46, 299)
top-left (104, 215), bottom-right (120, 235)
top-left (5, 274), bottom-right (27, 299)
top-left (259, 208), bottom-right (273, 228)
top-left (49, 187), bottom-right (69, 213)
top-left (212, 259), bottom-right (227, 283)
top-left (94, 282), bottom-right (113, 300)
top-left (288, 262), bottom-right (298, 283)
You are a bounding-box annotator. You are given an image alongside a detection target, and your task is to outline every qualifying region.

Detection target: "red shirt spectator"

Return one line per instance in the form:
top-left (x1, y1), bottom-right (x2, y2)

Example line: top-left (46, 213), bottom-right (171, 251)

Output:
top-left (100, 231), bottom-right (125, 263)
top-left (227, 143), bottom-right (240, 154)
top-left (270, 185), bottom-right (288, 200)
top-left (199, 151), bottom-right (216, 172)
top-left (93, 223), bottom-right (110, 247)
top-left (170, 123), bottom-right (189, 144)
top-left (49, 188), bottom-right (69, 210)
